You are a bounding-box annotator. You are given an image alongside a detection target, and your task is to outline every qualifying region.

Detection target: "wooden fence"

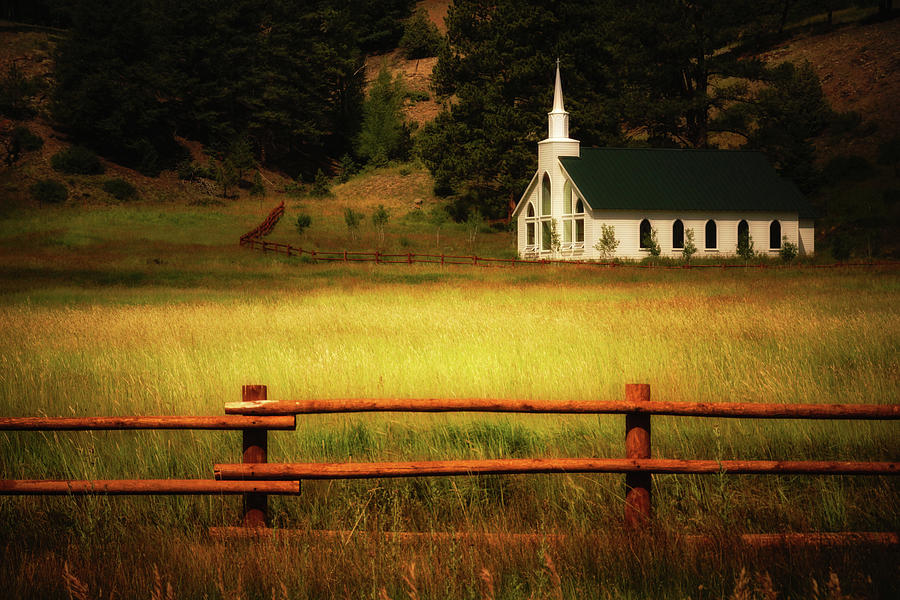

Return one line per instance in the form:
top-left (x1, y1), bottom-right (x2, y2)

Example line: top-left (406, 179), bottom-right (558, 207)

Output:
top-left (239, 201), bottom-right (285, 246)
top-left (238, 201), bottom-right (899, 270)
top-left (241, 238), bottom-right (900, 270)
top-left (1, 384), bottom-right (897, 544)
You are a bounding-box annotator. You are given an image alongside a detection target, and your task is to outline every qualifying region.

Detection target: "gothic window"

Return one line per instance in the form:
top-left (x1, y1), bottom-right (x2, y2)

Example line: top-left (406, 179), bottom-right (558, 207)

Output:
top-left (672, 219), bottom-right (684, 249)
top-left (575, 198), bottom-right (584, 214)
top-left (770, 220), bottom-right (781, 249)
top-left (526, 202), bottom-right (534, 218)
top-left (639, 219), bottom-right (651, 249)
top-left (541, 173), bottom-right (551, 215)
top-left (738, 220), bottom-right (749, 249)
top-left (705, 220), bottom-right (717, 249)
top-left (563, 180), bottom-right (572, 214)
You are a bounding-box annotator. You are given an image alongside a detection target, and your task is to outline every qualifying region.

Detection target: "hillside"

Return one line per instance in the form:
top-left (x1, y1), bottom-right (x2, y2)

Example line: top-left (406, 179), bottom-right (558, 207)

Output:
top-left (1, 6), bottom-right (896, 257)
top-left (760, 16), bottom-right (899, 161)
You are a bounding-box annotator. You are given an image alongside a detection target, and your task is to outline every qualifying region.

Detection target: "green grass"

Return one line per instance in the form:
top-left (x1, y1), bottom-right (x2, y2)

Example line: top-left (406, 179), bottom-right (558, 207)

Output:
top-left (0, 201), bottom-right (898, 598)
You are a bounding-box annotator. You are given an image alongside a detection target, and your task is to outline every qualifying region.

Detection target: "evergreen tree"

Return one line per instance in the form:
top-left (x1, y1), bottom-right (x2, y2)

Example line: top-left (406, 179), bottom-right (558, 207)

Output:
top-left (419, 0), bottom-right (621, 218)
top-left (52, 0), bottom-right (177, 175)
top-left (356, 66), bottom-right (410, 166)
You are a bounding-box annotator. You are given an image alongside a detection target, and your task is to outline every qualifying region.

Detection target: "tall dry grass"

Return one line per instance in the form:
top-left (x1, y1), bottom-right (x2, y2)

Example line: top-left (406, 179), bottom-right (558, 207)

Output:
top-left (1, 266), bottom-right (897, 598)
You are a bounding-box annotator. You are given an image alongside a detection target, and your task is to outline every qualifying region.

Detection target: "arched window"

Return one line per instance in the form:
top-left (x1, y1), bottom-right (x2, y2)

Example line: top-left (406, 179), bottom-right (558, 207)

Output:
top-left (639, 219), bottom-right (651, 249)
top-left (526, 202), bottom-right (534, 218)
top-left (737, 220), bottom-right (749, 248)
top-left (541, 173), bottom-right (551, 215)
top-left (575, 198), bottom-right (584, 214)
top-left (563, 180), bottom-right (572, 214)
top-left (770, 220), bottom-right (781, 249)
top-left (705, 220), bottom-right (717, 249)
top-left (542, 221), bottom-right (552, 250)
top-left (672, 219), bottom-right (684, 249)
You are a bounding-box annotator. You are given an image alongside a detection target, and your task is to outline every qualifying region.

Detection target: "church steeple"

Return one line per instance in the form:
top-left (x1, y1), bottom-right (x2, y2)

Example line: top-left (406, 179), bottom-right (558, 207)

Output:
top-left (547, 59), bottom-right (570, 140)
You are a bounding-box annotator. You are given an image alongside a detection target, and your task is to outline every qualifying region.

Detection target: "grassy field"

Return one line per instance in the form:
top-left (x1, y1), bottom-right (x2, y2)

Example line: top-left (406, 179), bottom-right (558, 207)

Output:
top-left (0, 201), bottom-right (898, 599)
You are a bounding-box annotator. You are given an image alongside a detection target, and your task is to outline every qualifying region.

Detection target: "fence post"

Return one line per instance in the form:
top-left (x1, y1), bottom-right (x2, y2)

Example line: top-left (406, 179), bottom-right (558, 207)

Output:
top-left (241, 384), bottom-right (268, 527)
top-left (624, 383), bottom-right (651, 528)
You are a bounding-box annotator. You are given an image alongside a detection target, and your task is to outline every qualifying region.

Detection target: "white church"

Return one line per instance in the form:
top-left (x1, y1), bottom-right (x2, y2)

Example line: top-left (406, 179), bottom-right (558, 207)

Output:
top-left (513, 66), bottom-right (815, 260)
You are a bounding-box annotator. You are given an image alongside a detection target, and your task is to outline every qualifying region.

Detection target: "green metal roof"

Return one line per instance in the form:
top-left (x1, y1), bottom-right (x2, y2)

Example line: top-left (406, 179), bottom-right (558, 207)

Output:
top-left (559, 148), bottom-right (814, 218)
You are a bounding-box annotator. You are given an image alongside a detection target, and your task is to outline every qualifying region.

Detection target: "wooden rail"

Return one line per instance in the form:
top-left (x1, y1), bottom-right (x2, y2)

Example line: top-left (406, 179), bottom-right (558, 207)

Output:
top-left (3, 383), bottom-right (897, 541)
top-left (215, 458), bottom-right (897, 480)
top-left (0, 415), bottom-right (296, 430)
top-left (0, 479), bottom-right (300, 495)
top-left (225, 397), bottom-right (898, 419)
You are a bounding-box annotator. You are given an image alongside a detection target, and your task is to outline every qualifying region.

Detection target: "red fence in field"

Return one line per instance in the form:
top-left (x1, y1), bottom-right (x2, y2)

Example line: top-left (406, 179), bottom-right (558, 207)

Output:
top-left (239, 201), bottom-right (285, 246)
top-left (239, 203), bottom-right (898, 270)
top-left (1, 384), bottom-right (897, 546)
top-left (241, 237), bottom-right (900, 270)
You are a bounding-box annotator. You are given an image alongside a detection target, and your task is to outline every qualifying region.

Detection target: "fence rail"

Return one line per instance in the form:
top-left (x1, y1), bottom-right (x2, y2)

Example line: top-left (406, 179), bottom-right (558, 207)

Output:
top-left (225, 397), bottom-right (898, 419)
top-left (0, 415), bottom-right (296, 430)
top-left (215, 458), bottom-right (896, 480)
top-left (0, 479), bottom-right (300, 495)
top-left (237, 202), bottom-right (899, 270)
top-left (2, 384), bottom-right (897, 540)
top-left (241, 237), bottom-right (900, 270)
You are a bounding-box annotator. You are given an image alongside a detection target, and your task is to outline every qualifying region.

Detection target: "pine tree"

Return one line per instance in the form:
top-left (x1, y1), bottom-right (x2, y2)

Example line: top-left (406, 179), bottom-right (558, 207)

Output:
top-left (356, 66), bottom-right (410, 167)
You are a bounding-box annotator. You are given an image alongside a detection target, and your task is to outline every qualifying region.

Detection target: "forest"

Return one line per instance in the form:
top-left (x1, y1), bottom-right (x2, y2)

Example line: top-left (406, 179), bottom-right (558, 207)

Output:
top-left (2, 0), bottom-right (898, 256)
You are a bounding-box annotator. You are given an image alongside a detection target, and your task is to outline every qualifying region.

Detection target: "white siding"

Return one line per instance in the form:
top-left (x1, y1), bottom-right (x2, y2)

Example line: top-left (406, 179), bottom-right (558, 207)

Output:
top-left (799, 219), bottom-right (815, 255)
top-left (577, 210), bottom-right (806, 260)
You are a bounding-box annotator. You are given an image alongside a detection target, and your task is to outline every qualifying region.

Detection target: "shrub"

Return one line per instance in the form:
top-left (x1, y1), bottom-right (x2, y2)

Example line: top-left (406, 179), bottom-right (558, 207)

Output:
top-left (250, 171), bottom-right (265, 196)
top-left (779, 236), bottom-right (798, 262)
top-left (399, 10), bottom-right (442, 59)
top-left (372, 204), bottom-right (390, 246)
top-left (736, 233), bottom-right (755, 260)
top-left (102, 178), bottom-right (138, 201)
top-left (295, 213), bottom-right (312, 237)
top-left (405, 90), bottom-right (430, 103)
top-left (338, 154), bottom-right (358, 183)
top-left (51, 146), bottom-right (104, 175)
top-left (176, 160), bottom-right (215, 181)
top-left (12, 126), bottom-right (43, 152)
top-left (594, 223), bottom-right (620, 260)
top-left (682, 228), bottom-right (697, 262)
top-left (30, 179), bottom-right (67, 204)
top-left (311, 169), bottom-right (331, 197)
top-left (642, 226), bottom-right (661, 256)
top-left (344, 207), bottom-right (363, 242)
top-left (465, 208), bottom-right (484, 251)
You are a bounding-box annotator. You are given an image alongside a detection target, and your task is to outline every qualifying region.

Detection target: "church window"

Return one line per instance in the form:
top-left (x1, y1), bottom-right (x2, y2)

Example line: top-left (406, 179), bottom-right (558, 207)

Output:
top-left (526, 202), bottom-right (534, 218)
top-left (575, 198), bottom-right (584, 214)
top-left (639, 219), bottom-right (651, 250)
top-left (770, 220), bottom-right (781, 249)
top-left (527, 222), bottom-right (535, 246)
top-left (705, 220), bottom-right (717, 249)
top-left (541, 173), bottom-right (551, 215)
top-left (738, 220), bottom-right (749, 247)
top-left (563, 180), bottom-right (572, 214)
top-left (575, 219), bottom-right (584, 243)
top-left (541, 221), bottom-right (552, 250)
top-left (672, 219), bottom-right (684, 249)
top-left (563, 219), bottom-right (572, 243)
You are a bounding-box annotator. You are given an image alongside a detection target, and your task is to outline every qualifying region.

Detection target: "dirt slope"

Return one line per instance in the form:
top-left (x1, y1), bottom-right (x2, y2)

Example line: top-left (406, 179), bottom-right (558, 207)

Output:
top-left (760, 17), bottom-right (900, 159)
